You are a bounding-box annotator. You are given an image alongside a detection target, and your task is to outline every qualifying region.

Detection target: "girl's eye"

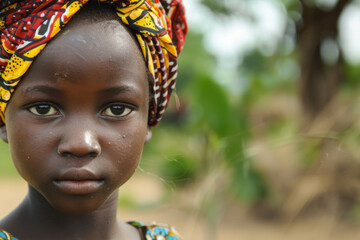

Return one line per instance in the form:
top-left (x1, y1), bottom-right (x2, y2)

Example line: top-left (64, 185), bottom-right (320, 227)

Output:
top-left (103, 105), bottom-right (132, 117)
top-left (29, 104), bottom-right (59, 116)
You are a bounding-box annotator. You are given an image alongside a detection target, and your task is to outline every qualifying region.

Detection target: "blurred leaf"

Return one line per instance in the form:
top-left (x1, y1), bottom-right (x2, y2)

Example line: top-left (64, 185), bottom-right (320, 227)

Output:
top-left (223, 107), bottom-right (251, 164)
top-left (200, 0), bottom-right (254, 19)
top-left (201, 0), bottom-right (232, 15)
top-left (177, 31), bottom-right (216, 91)
top-left (344, 63), bottom-right (360, 90)
top-left (159, 155), bottom-right (200, 186)
top-left (231, 159), bottom-right (268, 202)
top-left (242, 50), bottom-right (267, 74)
top-left (282, 0), bottom-right (302, 12)
top-left (192, 75), bottom-right (232, 138)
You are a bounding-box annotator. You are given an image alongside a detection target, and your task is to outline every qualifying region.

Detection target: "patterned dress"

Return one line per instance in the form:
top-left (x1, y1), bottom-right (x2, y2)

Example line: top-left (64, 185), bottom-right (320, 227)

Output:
top-left (0, 221), bottom-right (182, 240)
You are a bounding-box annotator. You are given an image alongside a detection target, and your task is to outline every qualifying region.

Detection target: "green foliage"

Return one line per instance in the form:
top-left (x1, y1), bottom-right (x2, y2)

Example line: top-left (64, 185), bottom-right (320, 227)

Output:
top-left (192, 75), bottom-right (232, 138)
top-left (200, 0), bottom-right (233, 15)
top-left (190, 74), bottom-right (268, 202)
top-left (231, 159), bottom-right (268, 203)
top-left (242, 51), bottom-right (268, 74)
top-left (177, 31), bottom-right (216, 91)
top-left (159, 155), bottom-right (199, 186)
top-left (149, 24), bottom-right (270, 202)
top-left (141, 70), bottom-right (269, 203)
top-left (344, 63), bottom-right (360, 90)
top-left (141, 126), bottom-right (203, 187)
top-left (281, 0), bottom-right (301, 11)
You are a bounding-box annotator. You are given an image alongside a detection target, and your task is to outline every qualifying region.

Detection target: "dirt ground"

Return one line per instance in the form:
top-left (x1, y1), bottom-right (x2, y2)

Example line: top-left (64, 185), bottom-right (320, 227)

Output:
top-left (0, 177), bottom-right (360, 240)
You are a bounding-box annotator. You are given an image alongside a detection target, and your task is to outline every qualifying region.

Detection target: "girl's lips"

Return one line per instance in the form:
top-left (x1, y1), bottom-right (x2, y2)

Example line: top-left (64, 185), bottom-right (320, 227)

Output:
top-left (53, 180), bottom-right (104, 195)
top-left (54, 168), bottom-right (104, 195)
top-left (56, 168), bottom-right (101, 181)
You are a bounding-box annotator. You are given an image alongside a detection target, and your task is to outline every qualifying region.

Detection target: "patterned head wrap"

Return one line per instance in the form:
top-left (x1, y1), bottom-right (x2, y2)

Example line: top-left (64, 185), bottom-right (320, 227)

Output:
top-left (0, 0), bottom-right (187, 126)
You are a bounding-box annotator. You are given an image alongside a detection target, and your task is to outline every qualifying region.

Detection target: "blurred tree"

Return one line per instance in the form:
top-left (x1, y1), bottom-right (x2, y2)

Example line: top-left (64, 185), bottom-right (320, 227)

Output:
top-left (296, 0), bottom-right (351, 121)
top-left (195, 0), bottom-right (360, 224)
top-left (201, 0), bottom-right (354, 122)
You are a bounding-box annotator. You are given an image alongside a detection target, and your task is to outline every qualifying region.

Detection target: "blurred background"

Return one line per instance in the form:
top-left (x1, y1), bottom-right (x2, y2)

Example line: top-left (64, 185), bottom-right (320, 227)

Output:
top-left (1, 0), bottom-right (360, 239)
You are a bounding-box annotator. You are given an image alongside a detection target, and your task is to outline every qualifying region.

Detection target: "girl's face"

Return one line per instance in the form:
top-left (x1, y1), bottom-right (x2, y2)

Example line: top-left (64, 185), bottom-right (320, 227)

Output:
top-left (2, 18), bottom-right (151, 214)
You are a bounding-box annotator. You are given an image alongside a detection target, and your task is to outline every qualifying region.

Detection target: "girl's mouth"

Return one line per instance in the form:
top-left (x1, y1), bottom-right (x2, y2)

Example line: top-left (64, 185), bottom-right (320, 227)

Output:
top-left (53, 180), bottom-right (104, 195)
top-left (54, 168), bottom-right (104, 195)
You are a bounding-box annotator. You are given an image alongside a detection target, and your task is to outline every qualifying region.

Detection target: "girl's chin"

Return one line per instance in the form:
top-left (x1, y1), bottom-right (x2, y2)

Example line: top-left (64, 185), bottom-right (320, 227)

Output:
top-left (43, 191), bottom-right (119, 215)
top-left (49, 197), bottom-right (110, 215)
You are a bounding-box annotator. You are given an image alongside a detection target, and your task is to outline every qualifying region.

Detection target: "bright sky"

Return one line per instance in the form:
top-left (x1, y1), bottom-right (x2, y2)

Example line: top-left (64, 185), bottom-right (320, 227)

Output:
top-left (339, 1), bottom-right (360, 64)
top-left (183, 0), bottom-right (286, 62)
top-left (183, 0), bottom-right (360, 65)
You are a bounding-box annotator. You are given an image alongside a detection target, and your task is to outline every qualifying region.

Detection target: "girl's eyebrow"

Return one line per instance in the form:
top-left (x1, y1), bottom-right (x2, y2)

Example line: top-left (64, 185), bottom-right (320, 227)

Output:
top-left (23, 85), bottom-right (63, 95)
top-left (21, 85), bottom-right (139, 99)
top-left (99, 86), bottom-right (138, 96)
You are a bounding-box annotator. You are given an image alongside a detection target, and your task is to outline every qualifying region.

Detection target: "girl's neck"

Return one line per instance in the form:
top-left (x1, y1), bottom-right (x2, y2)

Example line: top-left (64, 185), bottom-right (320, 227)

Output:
top-left (0, 185), bottom-right (140, 240)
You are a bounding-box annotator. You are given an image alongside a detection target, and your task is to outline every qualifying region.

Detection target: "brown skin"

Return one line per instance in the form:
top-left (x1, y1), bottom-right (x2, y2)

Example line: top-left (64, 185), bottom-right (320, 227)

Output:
top-left (0, 10), bottom-right (151, 240)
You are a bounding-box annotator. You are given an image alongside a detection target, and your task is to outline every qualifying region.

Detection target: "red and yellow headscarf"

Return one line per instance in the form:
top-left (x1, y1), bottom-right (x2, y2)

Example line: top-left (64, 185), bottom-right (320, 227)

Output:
top-left (0, 0), bottom-right (187, 126)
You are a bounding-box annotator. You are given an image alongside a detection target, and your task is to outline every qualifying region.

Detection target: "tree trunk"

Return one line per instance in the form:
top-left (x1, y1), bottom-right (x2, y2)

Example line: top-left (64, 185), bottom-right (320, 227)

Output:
top-left (297, 0), bottom-right (351, 123)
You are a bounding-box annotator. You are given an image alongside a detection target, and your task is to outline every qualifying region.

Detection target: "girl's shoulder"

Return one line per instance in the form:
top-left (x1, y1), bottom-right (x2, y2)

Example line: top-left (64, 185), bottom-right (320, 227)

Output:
top-left (128, 221), bottom-right (182, 240)
top-left (0, 222), bottom-right (182, 240)
top-left (0, 230), bottom-right (18, 240)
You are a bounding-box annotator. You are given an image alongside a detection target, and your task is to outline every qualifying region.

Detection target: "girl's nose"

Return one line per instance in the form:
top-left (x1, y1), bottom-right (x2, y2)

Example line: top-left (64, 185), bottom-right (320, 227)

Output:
top-left (57, 129), bottom-right (101, 158)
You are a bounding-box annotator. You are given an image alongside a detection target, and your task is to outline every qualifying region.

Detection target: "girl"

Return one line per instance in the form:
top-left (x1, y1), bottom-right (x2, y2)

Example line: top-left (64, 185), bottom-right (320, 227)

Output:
top-left (0, 0), bottom-right (187, 239)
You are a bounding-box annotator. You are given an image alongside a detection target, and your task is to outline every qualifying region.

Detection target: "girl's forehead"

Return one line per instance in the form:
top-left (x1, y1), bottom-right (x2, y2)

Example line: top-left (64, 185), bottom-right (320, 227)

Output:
top-left (48, 18), bottom-right (140, 57)
top-left (18, 18), bottom-right (148, 91)
top-left (35, 19), bottom-right (144, 74)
